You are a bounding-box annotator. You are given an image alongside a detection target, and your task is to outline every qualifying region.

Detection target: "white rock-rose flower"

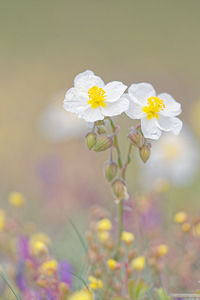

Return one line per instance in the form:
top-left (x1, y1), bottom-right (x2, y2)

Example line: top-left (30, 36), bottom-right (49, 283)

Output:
top-left (125, 83), bottom-right (183, 140)
top-left (63, 70), bottom-right (129, 122)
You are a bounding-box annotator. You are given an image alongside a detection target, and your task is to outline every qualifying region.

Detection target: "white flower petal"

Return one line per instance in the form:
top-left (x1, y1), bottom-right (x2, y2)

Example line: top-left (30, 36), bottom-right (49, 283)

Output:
top-left (63, 88), bottom-right (88, 113)
top-left (101, 97), bottom-right (129, 117)
top-left (74, 70), bottom-right (104, 91)
top-left (158, 93), bottom-right (182, 117)
top-left (141, 117), bottom-right (162, 140)
top-left (104, 81), bottom-right (127, 102)
top-left (77, 106), bottom-right (104, 122)
top-left (157, 116), bottom-right (183, 135)
top-left (128, 83), bottom-right (156, 105)
top-left (125, 94), bottom-right (146, 119)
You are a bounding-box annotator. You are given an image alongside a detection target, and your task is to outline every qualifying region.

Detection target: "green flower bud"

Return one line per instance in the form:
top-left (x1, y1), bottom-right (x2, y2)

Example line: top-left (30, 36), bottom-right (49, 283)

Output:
top-left (104, 161), bottom-right (118, 182)
top-left (85, 132), bottom-right (97, 150)
top-left (94, 137), bottom-right (113, 152)
top-left (139, 143), bottom-right (151, 163)
top-left (112, 179), bottom-right (127, 200)
top-left (97, 126), bottom-right (107, 135)
top-left (95, 120), bottom-right (105, 126)
top-left (128, 126), bottom-right (144, 148)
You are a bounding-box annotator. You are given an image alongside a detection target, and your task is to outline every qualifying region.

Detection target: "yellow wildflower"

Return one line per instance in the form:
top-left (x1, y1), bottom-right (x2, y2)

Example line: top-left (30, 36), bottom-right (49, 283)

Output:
top-left (195, 223), bottom-right (200, 236)
top-left (107, 259), bottom-right (119, 270)
top-left (97, 218), bottom-right (112, 231)
top-left (131, 256), bottom-right (145, 271)
top-left (68, 290), bottom-right (92, 300)
top-left (60, 282), bottom-right (69, 295)
top-left (88, 276), bottom-right (103, 290)
top-left (0, 210), bottom-right (5, 231)
top-left (39, 260), bottom-right (58, 276)
top-left (182, 222), bottom-right (191, 232)
top-left (30, 232), bottom-right (50, 246)
top-left (98, 231), bottom-right (110, 243)
top-left (121, 231), bottom-right (134, 245)
top-left (174, 212), bottom-right (187, 224)
top-left (32, 241), bottom-right (48, 256)
top-left (157, 244), bottom-right (168, 257)
top-left (9, 192), bottom-right (25, 207)
top-left (29, 232), bottom-right (50, 255)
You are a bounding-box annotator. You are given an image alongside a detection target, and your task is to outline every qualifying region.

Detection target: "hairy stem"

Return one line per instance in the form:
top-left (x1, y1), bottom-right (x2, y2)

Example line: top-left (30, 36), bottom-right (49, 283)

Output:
top-left (109, 118), bottom-right (124, 258)
top-left (121, 142), bottom-right (133, 180)
top-left (109, 118), bottom-right (122, 168)
top-left (115, 199), bottom-right (123, 257)
top-left (109, 118), bottom-right (133, 259)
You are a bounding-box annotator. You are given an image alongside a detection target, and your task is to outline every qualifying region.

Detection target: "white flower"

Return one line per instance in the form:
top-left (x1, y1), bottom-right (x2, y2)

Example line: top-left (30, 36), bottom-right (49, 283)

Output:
top-left (141, 126), bottom-right (199, 187)
top-left (125, 83), bottom-right (182, 140)
top-left (38, 91), bottom-right (87, 142)
top-left (63, 70), bottom-right (128, 122)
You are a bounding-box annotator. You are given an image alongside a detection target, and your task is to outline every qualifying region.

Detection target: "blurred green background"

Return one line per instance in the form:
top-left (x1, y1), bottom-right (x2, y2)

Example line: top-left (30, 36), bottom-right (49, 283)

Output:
top-left (1, 0), bottom-right (200, 259)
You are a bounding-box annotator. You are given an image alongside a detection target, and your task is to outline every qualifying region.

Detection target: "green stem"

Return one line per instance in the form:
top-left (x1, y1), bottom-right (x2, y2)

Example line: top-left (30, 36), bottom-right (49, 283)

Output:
top-left (115, 143), bottom-right (133, 258)
top-left (115, 199), bottom-right (123, 256)
top-left (109, 118), bottom-right (124, 258)
top-left (109, 118), bottom-right (133, 259)
top-left (121, 143), bottom-right (133, 180)
top-left (109, 118), bottom-right (122, 168)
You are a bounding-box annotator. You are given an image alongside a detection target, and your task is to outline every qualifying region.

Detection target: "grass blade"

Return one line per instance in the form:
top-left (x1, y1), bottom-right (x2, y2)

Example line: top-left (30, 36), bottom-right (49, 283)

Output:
top-left (0, 272), bottom-right (21, 300)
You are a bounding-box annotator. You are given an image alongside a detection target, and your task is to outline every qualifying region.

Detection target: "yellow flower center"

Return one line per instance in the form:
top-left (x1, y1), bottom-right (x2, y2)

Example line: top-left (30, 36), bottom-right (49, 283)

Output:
top-left (88, 86), bottom-right (106, 109)
top-left (142, 96), bottom-right (165, 120)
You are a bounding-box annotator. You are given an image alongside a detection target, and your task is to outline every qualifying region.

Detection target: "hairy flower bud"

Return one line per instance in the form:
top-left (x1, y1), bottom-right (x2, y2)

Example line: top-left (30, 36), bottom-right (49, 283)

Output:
top-left (94, 137), bottom-right (113, 152)
top-left (112, 179), bottom-right (127, 200)
top-left (85, 132), bottom-right (97, 150)
top-left (104, 161), bottom-right (118, 182)
top-left (97, 126), bottom-right (107, 134)
top-left (128, 126), bottom-right (144, 148)
top-left (139, 143), bottom-right (151, 163)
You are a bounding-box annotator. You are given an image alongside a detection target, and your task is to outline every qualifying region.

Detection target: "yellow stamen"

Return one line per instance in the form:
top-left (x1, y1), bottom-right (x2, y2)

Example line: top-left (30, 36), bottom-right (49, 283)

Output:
top-left (88, 86), bottom-right (106, 109)
top-left (143, 96), bottom-right (165, 120)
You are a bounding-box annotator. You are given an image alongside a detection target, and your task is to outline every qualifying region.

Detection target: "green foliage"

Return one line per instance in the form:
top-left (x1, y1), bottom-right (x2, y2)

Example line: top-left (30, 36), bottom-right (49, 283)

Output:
top-left (156, 288), bottom-right (172, 300)
top-left (128, 280), bottom-right (150, 300)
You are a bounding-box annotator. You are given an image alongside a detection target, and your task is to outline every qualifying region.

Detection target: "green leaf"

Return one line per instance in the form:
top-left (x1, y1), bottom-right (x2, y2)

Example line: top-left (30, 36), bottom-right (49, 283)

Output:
top-left (156, 288), bottom-right (172, 300)
top-left (135, 280), bottom-right (150, 299)
top-left (128, 280), bottom-right (150, 299)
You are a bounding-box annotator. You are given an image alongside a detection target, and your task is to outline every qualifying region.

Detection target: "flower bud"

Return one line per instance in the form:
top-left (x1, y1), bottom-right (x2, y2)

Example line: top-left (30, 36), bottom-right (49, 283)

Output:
top-left (85, 132), bottom-right (97, 150)
top-left (104, 161), bottom-right (118, 182)
top-left (107, 259), bottom-right (121, 270)
top-left (139, 143), bottom-right (151, 163)
top-left (157, 244), bottom-right (168, 258)
top-left (112, 179), bottom-right (127, 200)
top-left (95, 269), bottom-right (102, 277)
top-left (95, 120), bottom-right (105, 126)
top-left (97, 126), bottom-right (107, 134)
top-left (128, 126), bottom-right (144, 148)
top-left (94, 137), bottom-right (113, 152)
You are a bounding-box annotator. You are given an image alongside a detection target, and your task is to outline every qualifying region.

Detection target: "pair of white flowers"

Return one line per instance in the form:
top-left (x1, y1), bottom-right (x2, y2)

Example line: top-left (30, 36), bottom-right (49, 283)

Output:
top-left (63, 70), bottom-right (182, 140)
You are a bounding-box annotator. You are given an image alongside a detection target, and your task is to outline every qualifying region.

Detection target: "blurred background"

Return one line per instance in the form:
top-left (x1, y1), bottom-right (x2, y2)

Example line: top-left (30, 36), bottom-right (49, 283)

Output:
top-left (1, 0), bottom-right (200, 260)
